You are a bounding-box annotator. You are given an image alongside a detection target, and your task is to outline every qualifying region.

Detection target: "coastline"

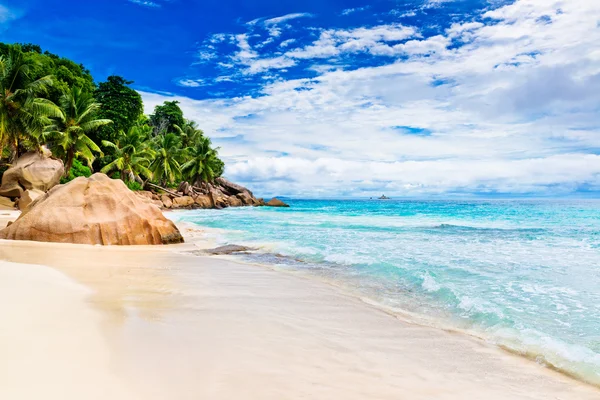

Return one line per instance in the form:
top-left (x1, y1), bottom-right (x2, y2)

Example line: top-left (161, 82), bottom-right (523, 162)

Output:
top-left (0, 215), bottom-right (599, 399)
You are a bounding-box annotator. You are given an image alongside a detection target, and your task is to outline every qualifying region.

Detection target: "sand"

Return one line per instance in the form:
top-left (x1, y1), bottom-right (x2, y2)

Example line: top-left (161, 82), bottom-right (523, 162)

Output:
top-left (0, 213), bottom-right (599, 399)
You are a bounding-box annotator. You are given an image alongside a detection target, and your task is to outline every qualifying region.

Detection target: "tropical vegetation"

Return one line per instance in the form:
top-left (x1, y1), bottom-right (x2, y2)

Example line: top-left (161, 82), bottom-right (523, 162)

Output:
top-left (0, 42), bottom-right (225, 190)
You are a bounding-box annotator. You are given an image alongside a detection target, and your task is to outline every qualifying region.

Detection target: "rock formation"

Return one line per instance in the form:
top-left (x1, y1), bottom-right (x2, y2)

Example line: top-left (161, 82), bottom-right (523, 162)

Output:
top-left (0, 173), bottom-right (183, 245)
top-left (153, 178), bottom-right (266, 210)
top-left (0, 152), bottom-right (64, 199)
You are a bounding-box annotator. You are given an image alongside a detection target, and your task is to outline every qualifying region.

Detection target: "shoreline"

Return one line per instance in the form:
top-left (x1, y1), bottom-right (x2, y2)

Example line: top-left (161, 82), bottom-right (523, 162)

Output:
top-left (0, 215), bottom-right (599, 398)
top-left (214, 251), bottom-right (600, 390)
top-left (167, 208), bottom-right (600, 388)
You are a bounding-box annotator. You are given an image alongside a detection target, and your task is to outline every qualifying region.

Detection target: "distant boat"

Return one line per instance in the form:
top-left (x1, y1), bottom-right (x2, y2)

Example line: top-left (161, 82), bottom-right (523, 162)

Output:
top-left (378, 195), bottom-right (391, 200)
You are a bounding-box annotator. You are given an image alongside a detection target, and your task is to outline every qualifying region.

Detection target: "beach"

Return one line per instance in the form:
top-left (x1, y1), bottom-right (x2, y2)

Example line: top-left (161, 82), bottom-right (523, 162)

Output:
top-left (0, 212), bottom-right (599, 399)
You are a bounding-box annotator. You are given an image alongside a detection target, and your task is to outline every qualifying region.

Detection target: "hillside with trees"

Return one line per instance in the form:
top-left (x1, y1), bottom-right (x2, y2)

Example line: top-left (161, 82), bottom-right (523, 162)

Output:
top-left (0, 42), bottom-right (224, 191)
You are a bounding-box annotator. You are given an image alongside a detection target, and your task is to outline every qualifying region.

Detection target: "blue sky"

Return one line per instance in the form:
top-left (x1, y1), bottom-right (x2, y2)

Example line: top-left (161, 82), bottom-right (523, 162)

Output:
top-left (2, 0), bottom-right (600, 197)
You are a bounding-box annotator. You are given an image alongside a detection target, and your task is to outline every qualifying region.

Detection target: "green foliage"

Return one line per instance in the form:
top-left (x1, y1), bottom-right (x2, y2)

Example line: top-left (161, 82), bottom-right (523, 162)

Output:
top-left (0, 43), bottom-right (96, 106)
top-left (181, 136), bottom-right (222, 185)
top-left (60, 159), bottom-right (92, 183)
top-left (213, 157), bottom-right (225, 178)
top-left (150, 133), bottom-right (182, 186)
top-left (150, 101), bottom-right (185, 134)
top-left (125, 180), bottom-right (143, 191)
top-left (47, 86), bottom-right (111, 175)
top-left (0, 42), bottom-right (226, 190)
top-left (100, 125), bottom-right (154, 183)
top-left (94, 76), bottom-right (143, 143)
top-left (175, 120), bottom-right (204, 148)
top-left (0, 46), bottom-right (61, 161)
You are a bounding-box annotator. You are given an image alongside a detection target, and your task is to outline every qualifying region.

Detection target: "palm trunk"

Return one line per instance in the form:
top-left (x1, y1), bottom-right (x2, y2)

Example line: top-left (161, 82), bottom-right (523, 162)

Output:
top-left (64, 148), bottom-right (75, 177)
top-left (8, 138), bottom-right (18, 164)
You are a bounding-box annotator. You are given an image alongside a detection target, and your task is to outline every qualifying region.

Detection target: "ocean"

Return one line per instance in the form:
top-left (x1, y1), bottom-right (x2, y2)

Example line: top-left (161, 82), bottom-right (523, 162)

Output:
top-left (171, 199), bottom-right (600, 384)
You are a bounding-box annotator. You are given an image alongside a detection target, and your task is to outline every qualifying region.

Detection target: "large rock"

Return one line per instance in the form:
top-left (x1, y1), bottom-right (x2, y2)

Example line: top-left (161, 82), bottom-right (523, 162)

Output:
top-left (209, 187), bottom-right (229, 209)
top-left (161, 194), bottom-right (173, 209)
top-left (215, 177), bottom-right (253, 197)
top-left (0, 174), bottom-right (184, 245)
top-left (0, 152), bottom-right (64, 196)
top-left (172, 196), bottom-right (195, 208)
top-left (0, 196), bottom-right (14, 210)
top-left (227, 196), bottom-right (243, 207)
top-left (194, 194), bottom-right (213, 209)
top-left (236, 192), bottom-right (255, 206)
top-left (18, 189), bottom-right (44, 211)
top-left (266, 197), bottom-right (290, 207)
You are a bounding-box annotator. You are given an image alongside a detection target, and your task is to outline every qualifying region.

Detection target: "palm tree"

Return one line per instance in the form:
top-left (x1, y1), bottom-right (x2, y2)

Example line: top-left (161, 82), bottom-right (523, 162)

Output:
top-left (181, 136), bottom-right (221, 186)
top-left (174, 120), bottom-right (204, 149)
top-left (0, 46), bottom-right (61, 162)
top-left (48, 86), bottom-right (112, 175)
top-left (100, 125), bottom-right (154, 183)
top-left (150, 133), bottom-right (182, 186)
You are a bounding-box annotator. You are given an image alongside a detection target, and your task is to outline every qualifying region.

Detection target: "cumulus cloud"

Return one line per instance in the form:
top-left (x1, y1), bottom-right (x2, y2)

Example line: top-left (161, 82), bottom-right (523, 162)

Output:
top-left (286, 24), bottom-right (417, 59)
top-left (143, 0), bottom-right (600, 197)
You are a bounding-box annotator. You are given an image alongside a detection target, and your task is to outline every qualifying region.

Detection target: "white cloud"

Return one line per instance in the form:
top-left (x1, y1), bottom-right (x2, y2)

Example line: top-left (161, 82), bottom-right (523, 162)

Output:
top-left (244, 56), bottom-right (296, 74)
top-left (286, 24), bottom-right (417, 59)
top-left (341, 6), bottom-right (370, 16)
top-left (145, 0), bottom-right (600, 196)
top-left (127, 0), bottom-right (161, 8)
top-left (279, 39), bottom-right (297, 48)
top-left (263, 13), bottom-right (313, 25)
top-left (176, 79), bottom-right (205, 88)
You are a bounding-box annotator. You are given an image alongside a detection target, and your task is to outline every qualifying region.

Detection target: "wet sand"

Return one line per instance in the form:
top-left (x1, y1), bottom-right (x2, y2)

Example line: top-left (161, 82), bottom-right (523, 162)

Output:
top-left (0, 215), bottom-right (599, 399)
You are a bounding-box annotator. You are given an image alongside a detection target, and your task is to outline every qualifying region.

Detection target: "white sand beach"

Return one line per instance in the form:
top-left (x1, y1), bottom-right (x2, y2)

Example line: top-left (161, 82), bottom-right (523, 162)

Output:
top-left (0, 214), bottom-right (599, 400)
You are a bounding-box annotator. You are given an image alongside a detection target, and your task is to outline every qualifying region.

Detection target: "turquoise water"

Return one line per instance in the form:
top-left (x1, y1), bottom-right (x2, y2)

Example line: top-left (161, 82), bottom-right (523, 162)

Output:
top-left (172, 199), bottom-right (600, 384)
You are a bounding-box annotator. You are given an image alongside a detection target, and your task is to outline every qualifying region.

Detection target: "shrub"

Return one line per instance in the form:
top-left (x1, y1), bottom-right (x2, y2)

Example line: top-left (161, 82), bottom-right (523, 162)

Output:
top-left (125, 180), bottom-right (143, 191)
top-left (60, 159), bottom-right (92, 184)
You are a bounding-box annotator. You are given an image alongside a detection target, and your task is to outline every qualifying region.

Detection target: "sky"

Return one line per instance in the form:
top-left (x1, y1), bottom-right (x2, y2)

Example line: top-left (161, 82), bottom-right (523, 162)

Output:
top-left (1, 0), bottom-right (600, 198)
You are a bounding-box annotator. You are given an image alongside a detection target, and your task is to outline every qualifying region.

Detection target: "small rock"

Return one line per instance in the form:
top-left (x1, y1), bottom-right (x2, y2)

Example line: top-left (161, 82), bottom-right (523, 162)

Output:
top-left (204, 245), bottom-right (254, 255)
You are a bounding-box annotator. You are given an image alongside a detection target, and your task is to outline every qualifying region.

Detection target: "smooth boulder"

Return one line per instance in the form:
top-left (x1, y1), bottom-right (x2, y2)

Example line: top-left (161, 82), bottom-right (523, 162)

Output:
top-left (194, 194), bottom-right (213, 209)
top-left (0, 173), bottom-right (184, 245)
top-left (161, 195), bottom-right (173, 209)
top-left (266, 197), bottom-right (290, 207)
top-left (0, 152), bottom-right (64, 195)
top-left (172, 196), bottom-right (195, 208)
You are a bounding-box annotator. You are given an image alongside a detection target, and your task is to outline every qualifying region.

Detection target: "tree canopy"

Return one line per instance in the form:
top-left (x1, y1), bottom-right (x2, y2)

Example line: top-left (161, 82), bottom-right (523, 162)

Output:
top-left (150, 100), bottom-right (185, 134)
top-left (0, 42), bottom-right (225, 189)
top-left (94, 76), bottom-right (144, 143)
